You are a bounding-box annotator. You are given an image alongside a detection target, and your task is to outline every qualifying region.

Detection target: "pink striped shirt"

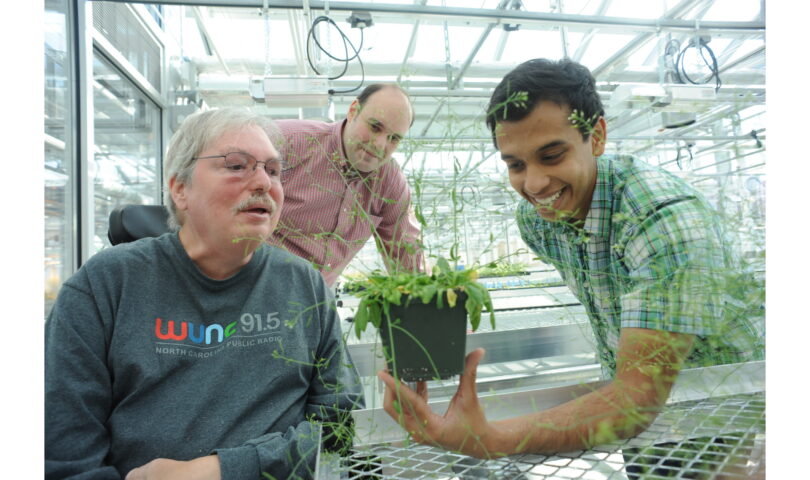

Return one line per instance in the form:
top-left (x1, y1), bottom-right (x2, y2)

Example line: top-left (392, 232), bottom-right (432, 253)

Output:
top-left (269, 119), bottom-right (424, 286)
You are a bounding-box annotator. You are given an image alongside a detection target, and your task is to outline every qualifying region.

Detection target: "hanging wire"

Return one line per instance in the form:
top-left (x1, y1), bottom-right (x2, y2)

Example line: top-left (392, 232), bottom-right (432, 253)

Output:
top-left (674, 36), bottom-right (722, 92)
top-left (306, 15), bottom-right (365, 95)
top-left (664, 38), bottom-right (681, 82)
top-left (675, 142), bottom-right (695, 170)
top-left (749, 130), bottom-right (762, 148)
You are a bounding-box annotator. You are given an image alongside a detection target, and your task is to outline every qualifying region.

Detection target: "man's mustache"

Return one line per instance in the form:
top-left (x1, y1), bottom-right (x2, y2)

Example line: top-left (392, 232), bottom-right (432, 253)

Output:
top-left (233, 194), bottom-right (277, 216)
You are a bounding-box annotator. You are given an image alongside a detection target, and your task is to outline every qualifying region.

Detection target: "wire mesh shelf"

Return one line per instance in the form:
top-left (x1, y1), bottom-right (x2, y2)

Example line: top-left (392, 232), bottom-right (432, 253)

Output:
top-left (336, 393), bottom-right (764, 479)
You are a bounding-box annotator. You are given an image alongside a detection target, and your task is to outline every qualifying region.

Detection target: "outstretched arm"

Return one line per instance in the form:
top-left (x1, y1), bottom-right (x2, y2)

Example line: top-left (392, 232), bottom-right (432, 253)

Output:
top-left (379, 327), bottom-right (694, 458)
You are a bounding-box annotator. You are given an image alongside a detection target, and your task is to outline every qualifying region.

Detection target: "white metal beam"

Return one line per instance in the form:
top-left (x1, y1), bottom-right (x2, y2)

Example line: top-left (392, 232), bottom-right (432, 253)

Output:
top-left (94, 1), bottom-right (765, 34)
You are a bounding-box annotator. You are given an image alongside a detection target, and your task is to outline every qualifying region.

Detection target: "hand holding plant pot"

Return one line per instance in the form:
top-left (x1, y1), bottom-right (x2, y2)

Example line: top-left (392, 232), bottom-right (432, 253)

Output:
top-left (348, 257), bottom-right (495, 381)
top-left (377, 348), bottom-right (501, 459)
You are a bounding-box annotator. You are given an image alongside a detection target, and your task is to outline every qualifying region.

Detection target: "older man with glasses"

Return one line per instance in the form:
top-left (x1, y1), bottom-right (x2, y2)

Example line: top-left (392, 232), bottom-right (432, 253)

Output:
top-left (45, 108), bottom-right (363, 480)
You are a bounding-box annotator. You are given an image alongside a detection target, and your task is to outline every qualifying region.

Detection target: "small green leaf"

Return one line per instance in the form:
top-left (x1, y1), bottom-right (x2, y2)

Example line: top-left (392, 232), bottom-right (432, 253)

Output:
top-left (414, 206), bottom-right (427, 227)
top-left (436, 256), bottom-right (451, 274)
top-left (368, 302), bottom-right (382, 329)
top-left (419, 284), bottom-right (438, 304)
top-left (354, 302), bottom-right (368, 339)
top-left (465, 283), bottom-right (483, 304)
top-left (468, 304), bottom-right (482, 332)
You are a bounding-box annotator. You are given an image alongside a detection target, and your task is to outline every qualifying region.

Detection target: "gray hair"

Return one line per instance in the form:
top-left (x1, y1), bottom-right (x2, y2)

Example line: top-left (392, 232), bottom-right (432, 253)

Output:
top-left (163, 108), bottom-right (282, 231)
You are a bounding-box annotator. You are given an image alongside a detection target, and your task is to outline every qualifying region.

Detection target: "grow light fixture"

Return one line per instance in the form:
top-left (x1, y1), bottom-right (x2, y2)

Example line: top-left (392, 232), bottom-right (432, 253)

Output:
top-left (248, 75), bottom-right (330, 108)
top-left (611, 83), bottom-right (716, 109)
top-left (610, 83), bottom-right (717, 128)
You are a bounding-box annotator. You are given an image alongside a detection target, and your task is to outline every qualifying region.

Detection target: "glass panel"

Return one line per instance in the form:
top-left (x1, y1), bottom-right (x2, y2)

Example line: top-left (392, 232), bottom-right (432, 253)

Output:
top-left (723, 40), bottom-right (765, 68)
top-left (356, 24), bottom-right (412, 63)
top-left (93, 1), bottom-right (162, 91)
top-left (146, 4), bottom-right (163, 28)
top-left (703, 0), bottom-right (762, 21)
top-left (577, 33), bottom-right (637, 71)
top-left (211, 17), bottom-right (296, 63)
top-left (605, 0), bottom-right (665, 19)
top-left (498, 29), bottom-right (565, 63)
top-left (44, 0), bottom-right (74, 317)
top-left (409, 24), bottom-right (490, 63)
top-left (91, 52), bottom-right (161, 256)
top-left (560, 0), bottom-right (602, 15)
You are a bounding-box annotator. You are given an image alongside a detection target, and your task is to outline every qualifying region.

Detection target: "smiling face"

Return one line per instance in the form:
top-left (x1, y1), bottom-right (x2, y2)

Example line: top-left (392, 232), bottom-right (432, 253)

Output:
top-left (496, 101), bottom-right (606, 223)
top-left (342, 87), bottom-right (412, 172)
top-left (170, 124), bottom-right (284, 251)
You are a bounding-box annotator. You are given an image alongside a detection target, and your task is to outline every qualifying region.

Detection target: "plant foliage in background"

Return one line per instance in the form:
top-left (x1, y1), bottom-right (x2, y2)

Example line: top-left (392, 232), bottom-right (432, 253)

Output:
top-left (346, 257), bottom-right (495, 339)
top-left (477, 261), bottom-right (529, 278)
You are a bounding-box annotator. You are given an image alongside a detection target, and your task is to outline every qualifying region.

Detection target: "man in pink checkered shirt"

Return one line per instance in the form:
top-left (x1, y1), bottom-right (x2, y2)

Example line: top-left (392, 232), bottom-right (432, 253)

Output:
top-left (268, 84), bottom-right (425, 286)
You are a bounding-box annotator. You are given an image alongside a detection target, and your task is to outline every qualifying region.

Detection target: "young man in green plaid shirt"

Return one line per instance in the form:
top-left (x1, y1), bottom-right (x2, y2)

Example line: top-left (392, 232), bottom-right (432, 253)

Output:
top-left (378, 58), bottom-right (764, 471)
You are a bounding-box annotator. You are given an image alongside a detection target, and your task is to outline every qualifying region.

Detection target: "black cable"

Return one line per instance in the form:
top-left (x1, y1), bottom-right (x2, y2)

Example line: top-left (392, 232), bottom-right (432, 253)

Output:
top-left (675, 142), bottom-right (694, 170)
top-left (750, 130), bottom-right (762, 148)
top-left (665, 39), bottom-right (684, 83)
top-left (676, 37), bottom-right (722, 92)
top-left (305, 15), bottom-right (365, 95)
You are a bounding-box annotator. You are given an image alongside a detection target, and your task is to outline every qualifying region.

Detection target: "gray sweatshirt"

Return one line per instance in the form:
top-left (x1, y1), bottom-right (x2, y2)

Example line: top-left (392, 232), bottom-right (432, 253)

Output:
top-left (45, 233), bottom-right (363, 479)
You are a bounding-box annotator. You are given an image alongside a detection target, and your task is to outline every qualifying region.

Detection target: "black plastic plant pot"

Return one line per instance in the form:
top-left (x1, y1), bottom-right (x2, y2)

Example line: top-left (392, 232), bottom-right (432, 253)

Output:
top-left (379, 291), bottom-right (468, 382)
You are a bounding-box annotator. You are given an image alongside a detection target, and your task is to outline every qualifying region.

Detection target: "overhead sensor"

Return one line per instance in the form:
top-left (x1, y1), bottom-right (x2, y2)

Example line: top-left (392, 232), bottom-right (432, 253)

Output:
top-left (347, 11), bottom-right (373, 29)
top-left (503, 0), bottom-right (523, 31)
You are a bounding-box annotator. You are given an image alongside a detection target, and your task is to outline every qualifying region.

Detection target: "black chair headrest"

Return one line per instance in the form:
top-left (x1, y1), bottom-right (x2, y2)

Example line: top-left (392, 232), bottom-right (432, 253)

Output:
top-left (108, 204), bottom-right (171, 246)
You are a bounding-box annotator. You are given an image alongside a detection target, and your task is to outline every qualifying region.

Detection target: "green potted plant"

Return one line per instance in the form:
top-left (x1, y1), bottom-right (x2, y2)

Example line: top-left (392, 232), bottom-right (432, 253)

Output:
top-left (347, 257), bottom-right (496, 382)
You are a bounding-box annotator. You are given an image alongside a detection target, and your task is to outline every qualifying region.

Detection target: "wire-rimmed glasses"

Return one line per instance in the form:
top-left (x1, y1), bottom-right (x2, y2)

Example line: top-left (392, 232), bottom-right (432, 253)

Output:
top-left (193, 152), bottom-right (281, 179)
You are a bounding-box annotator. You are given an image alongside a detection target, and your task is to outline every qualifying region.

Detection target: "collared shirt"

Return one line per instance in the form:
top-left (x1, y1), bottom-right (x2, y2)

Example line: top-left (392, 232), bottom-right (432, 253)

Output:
top-left (269, 119), bottom-right (424, 286)
top-left (517, 154), bottom-right (764, 376)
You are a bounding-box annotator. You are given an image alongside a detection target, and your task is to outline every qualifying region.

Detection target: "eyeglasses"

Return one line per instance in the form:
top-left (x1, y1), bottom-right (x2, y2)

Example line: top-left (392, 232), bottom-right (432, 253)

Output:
top-left (193, 152), bottom-right (281, 179)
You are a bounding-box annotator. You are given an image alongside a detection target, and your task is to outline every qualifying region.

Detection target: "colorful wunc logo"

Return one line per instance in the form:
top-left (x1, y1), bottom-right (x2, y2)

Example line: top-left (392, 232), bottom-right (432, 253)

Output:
top-left (155, 318), bottom-right (237, 345)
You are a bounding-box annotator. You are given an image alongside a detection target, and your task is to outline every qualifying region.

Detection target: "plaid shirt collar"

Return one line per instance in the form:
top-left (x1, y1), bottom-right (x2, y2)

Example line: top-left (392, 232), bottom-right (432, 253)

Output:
top-left (581, 155), bottom-right (614, 238)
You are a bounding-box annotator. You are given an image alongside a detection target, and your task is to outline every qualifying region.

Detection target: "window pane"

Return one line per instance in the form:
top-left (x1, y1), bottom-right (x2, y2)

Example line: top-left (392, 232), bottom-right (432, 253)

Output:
top-left (91, 52), bottom-right (161, 256)
top-left (44, 0), bottom-right (74, 317)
